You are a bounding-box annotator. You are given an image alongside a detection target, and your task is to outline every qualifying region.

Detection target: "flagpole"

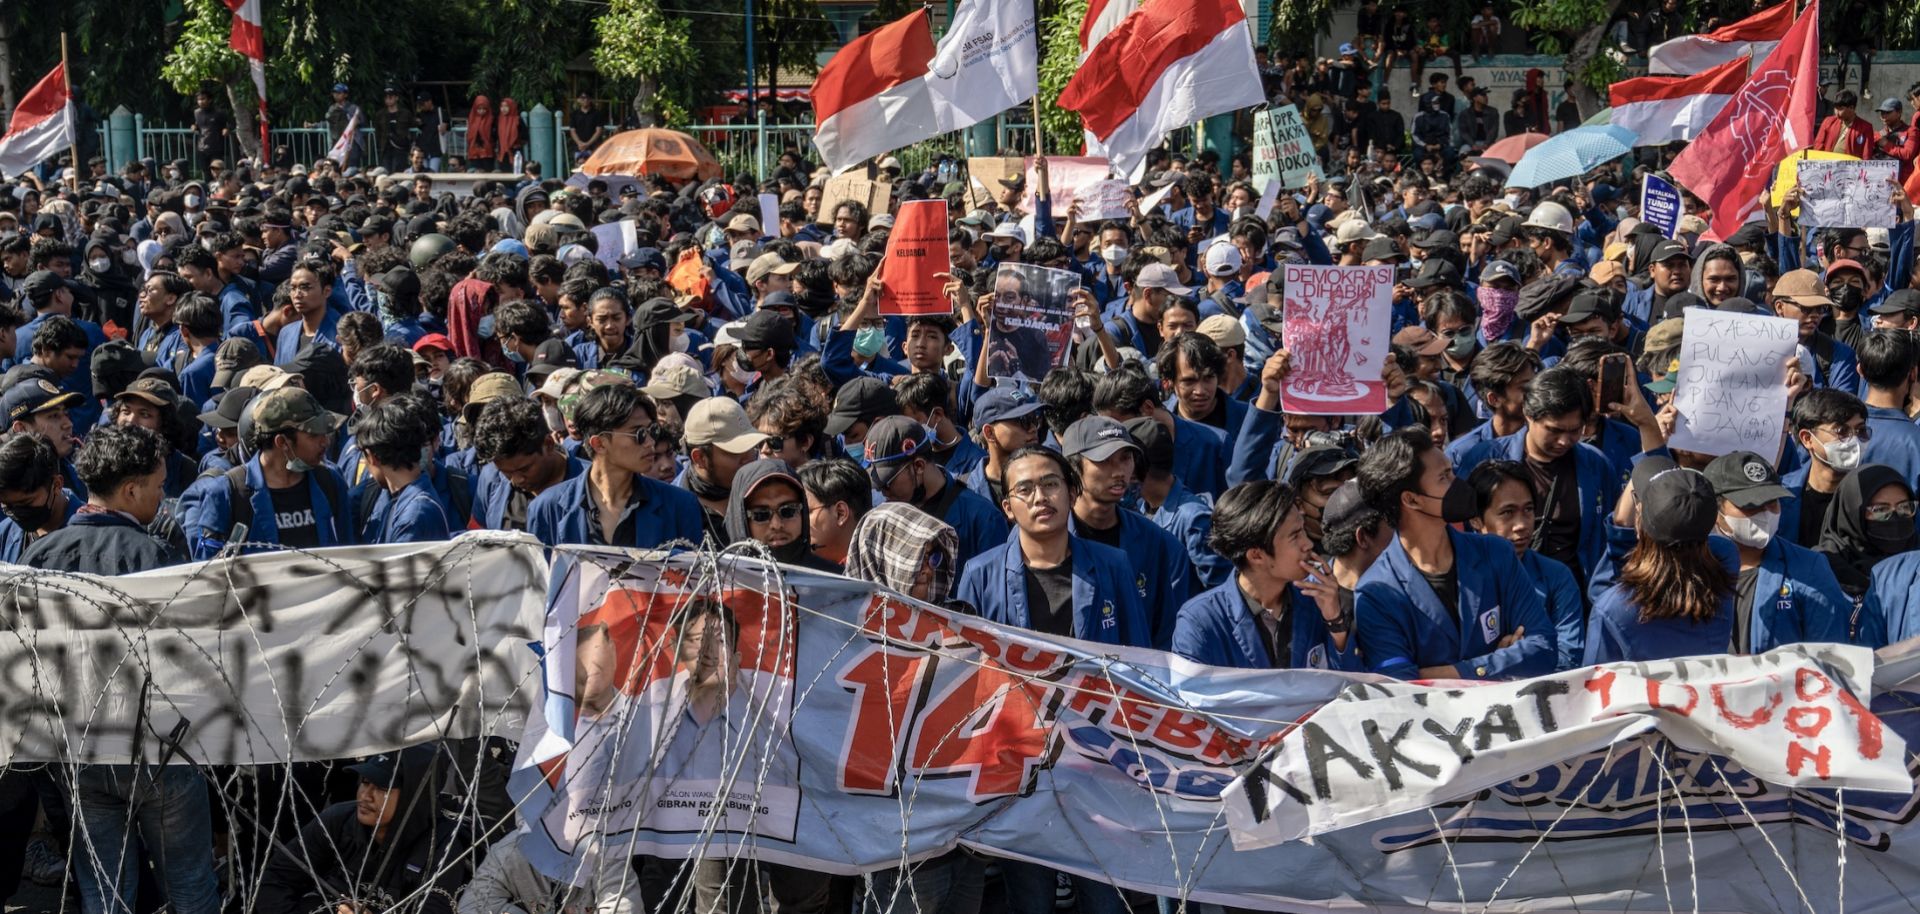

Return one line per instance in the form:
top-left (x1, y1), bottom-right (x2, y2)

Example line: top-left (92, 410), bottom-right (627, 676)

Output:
top-left (59, 32), bottom-right (78, 190)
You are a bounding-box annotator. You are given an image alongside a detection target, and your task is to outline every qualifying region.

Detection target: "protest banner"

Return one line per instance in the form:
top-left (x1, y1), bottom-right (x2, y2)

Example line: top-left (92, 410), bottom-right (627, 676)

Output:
top-left (1799, 158), bottom-right (1901, 228)
top-left (965, 156), bottom-right (1023, 210)
top-left (1020, 155), bottom-right (1111, 216)
top-left (508, 546), bottom-right (1920, 911)
top-left (0, 536), bottom-right (547, 765)
top-left (1253, 105), bottom-right (1325, 193)
top-left (985, 262), bottom-right (1077, 382)
top-left (821, 173), bottom-right (890, 224)
top-left (1770, 148), bottom-right (1858, 214)
top-left (758, 192), bottom-right (781, 236)
top-left (1668, 308), bottom-right (1799, 458)
top-left (878, 199), bottom-right (951, 316)
top-left (1079, 178), bottom-right (1133, 222)
top-left (590, 219), bottom-right (638, 270)
top-left (1280, 264), bottom-right (1393, 415)
top-left (1640, 173), bottom-right (1683, 238)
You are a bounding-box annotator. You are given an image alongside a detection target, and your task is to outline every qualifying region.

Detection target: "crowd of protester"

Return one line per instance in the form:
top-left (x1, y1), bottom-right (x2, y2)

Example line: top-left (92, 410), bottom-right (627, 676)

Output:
top-left (1, 87), bottom-right (1919, 911)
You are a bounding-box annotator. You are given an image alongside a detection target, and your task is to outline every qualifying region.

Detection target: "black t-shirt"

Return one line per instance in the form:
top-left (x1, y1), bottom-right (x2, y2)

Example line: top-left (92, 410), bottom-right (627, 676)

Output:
top-left (569, 108), bottom-right (602, 143)
top-left (1800, 487), bottom-right (1834, 551)
top-left (1732, 566), bottom-right (1760, 654)
top-left (269, 483), bottom-right (320, 550)
top-left (1526, 451), bottom-right (1581, 570)
top-left (504, 486), bottom-right (534, 532)
top-left (1078, 515), bottom-right (1125, 550)
top-left (192, 107), bottom-right (227, 155)
top-left (380, 109), bottom-right (410, 152)
top-left (1422, 565), bottom-right (1460, 624)
top-left (415, 108), bottom-right (444, 157)
top-left (1024, 559), bottom-right (1076, 637)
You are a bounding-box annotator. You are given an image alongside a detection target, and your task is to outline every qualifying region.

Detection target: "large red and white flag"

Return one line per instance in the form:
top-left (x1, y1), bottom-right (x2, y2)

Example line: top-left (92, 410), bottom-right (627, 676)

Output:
top-left (811, 0), bottom-right (1037, 174)
top-left (1647, 0), bottom-right (1792, 75)
top-left (1668, 0), bottom-right (1819, 240)
top-left (0, 64), bottom-right (73, 179)
top-left (224, 0), bottom-right (270, 153)
top-left (1609, 55), bottom-right (1748, 146)
top-left (1058, 0), bottom-right (1264, 181)
top-left (1079, 0), bottom-right (1137, 56)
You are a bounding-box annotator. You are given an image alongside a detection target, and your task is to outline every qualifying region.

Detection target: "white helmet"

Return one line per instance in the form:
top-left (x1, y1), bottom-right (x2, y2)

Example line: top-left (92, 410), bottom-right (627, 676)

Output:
top-left (1523, 200), bottom-right (1574, 236)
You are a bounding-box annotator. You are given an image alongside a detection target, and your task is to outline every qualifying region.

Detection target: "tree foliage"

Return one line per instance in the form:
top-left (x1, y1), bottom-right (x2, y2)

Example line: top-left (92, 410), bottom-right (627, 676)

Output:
top-left (592, 0), bottom-right (700, 125)
top-left (1035, 0), bottom-right (1087, 155)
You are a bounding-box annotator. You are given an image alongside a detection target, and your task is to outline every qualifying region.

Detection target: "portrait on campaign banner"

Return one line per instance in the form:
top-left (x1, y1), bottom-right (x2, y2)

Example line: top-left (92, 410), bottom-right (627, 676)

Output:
top-left (986, 263), bottom-right (1077, 383)
top-left (1280, 264), bottom-right (1392, 415)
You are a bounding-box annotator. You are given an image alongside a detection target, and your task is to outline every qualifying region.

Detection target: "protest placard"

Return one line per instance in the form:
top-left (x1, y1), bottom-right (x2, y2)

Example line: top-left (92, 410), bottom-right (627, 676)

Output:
top-left (1253, 105), bottom-right (1325, 193)
top-left (1280, 264), bottom-right (1393, 415)
top-left (1799, 159), bottom-right (1900, 228)
top-left (1640, 173), bottom-right (1682, 238)
top-left (1668, 308), bottom-right (1799, 458)
top-left (1020, 156), bottom-right (1111, 216)
top-left (965, 156), bottom-right (1024, 211)
top-left (986, 263), bottom-right (1078, 382)
top-left (1139, 182), bottom-right (1175, 217)
top-left (590, 219), bottom-right (637, 270)
top-left (1079, 179), bottom-right (1132, 222)
top-left (822, 174), bottom-right (890, 224)
top-left (1770, 149), bottom-right (1861, 213)
top-left (878, 200), bottom-right (952, 316)
top-left (759, 192), bottom-right (781, 237)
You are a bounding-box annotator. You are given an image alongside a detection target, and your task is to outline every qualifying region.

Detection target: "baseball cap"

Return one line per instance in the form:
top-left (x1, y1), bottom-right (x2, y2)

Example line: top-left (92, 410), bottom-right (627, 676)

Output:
top-left (536, 368), bottom-right (582, 402)
top-left (411, 333), bottom-right (455, 354)
top-left (347, 753), bottom-right (400, 788)
top-left (620, 247), bottom-right (667, 272)
top-left (1644, 357), bottom-right (1683, 395)
top-left (19, 270), bottom-right (77, 307)
top-left (746, 252), bottom-right (797, 285)
top-left (331, 82), bottom-right (349, 94)
top-left (113, 377), bottom-right (176, 409)
top-left (1772, 269), bottom-right (1833, 306)
top-left (1403, 258), bottom-right (1460, 289)
top-left (1122, 417), bottom-right (1174, 474)
top-left (1320, 479), bottom-right (1371, 532)
top-left (1588, 261), bottom-right (1625, 287)
top-left (734, 310), bottom-right (796, 351)
top-left (1197, 314), bottom-right (1246, 350)
top-left (725, 213), bottom-right (762, 235)
top-left (1480, 260), bottom-right (1520, 285)
top-left (1, 378), bottom-right (80, 422)
top-left (525, 338), bottom-right (579, 385)
top-left (1562, 288), bottom-right (1621, 325)
top-left (1879, 97), bottom-right (1903, 114)
top-left (1637, 463), bottom-right (1719, 547)
top-left (641, 363), bottom-right (710, 402)
top-left (1061, 415), bottom-right (1141, 463)
top-left (1871, 289), bottom-right (1920, 316)
top-left (1649, 239), bottom-right (1692, 264)
top-left (1286, 445), bottom-right (1360, 485)
top-left (198, 386), bottom-right (260, 430)
top-left (824, 377), bottom-right (898, 437)
top-left (1392, 326), bottom-right (1448, 356)
top-left (251, 387), bottom-right (345, 437)
top-left (684, 397), bottom-right (770, 452)
top-left (1338, 42), bottom-right (1358, 55)
top-left (1643, 317), bottom-right (1685, 352)
top-left (466, 373), bottom-right (524, 410)
top-left (1360, 236), bottom-right (1404, 263)
top-left (1714, 296), bottom-right (1763, 315)
top-left (1333, 219), bottom-right (1378, 247)
top-left (972, 386), bottom-right (1043, 429)
top-left (1704, 450), bottom-right (1794, 510)
top-left (1826, 259), bottom-right (1869, 282)
top-left (859, 415), bottom-right (933, 487)
top-left (238, 364), bottom-right (298, 392)
top-left (378, 265), bottom-right (421, 302)
top-left (1203, 243), bottom-right (1242, 278)
top-left (727, 238), bottom-right (758, 269)
top-left (1136, 262), bottom-right (1195, 296)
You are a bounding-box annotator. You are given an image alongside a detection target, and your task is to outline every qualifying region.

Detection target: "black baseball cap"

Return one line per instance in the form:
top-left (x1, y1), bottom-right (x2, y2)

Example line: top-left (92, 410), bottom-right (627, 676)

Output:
top-left (1123, 417), bottom-right (1174, 474)
top-left (1636, 460), bottom-right (1719, 546)
top-left (1704, 451), bottom-right (1793, 509)
top-left (825, 376), bottom-right (898, 437)
top-left (1562, 288), bottom-right (1621, 325)
top-left (347, 753), bottom-right (401, 788)
top-left (1361, 236), bottom-right (1405, 263)
top-left (1650, 239), bottom-right (1693, 264)
top-left (1320, 479), bottom-right (1371, 532)
top-left (1404, 258), bottom-right (1461, 290)
top-left (525, 338), bottom-right (579, 385)
top-left (972, 386), bottom-right (1043, 429)
top-left (859, 415), bottom-right (932, 487)
top-left (198, 386), bottom-right (260, 430)
top-left (19, 270), bottom-right (77, 307)
top-left (1714, 296), bottom-right (1764, 315)
top-left (1871, 289), bottom-right (1920, 316)
top-left (734, 309), bottom-right (796, 351)
top-left (1286, 445), bottom-right (1359, 485)
top-left (1061, 416), bottom-right (1140, 463)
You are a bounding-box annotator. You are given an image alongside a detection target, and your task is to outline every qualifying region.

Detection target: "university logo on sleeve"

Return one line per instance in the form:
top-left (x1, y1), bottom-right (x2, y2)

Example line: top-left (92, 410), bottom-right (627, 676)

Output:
top-left (1478, 606), bottom-right (1501, 645)
top-left (1100, 600), bottom-right (1116, 629)
top-left (1305, 644), bottom-right (1327, 670)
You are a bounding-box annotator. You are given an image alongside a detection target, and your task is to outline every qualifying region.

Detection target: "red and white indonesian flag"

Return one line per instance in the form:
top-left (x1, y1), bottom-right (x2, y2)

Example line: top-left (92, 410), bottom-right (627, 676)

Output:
top-left (1647, 0), bottom-right (1792, 75)
top-left (1669, 0), bottom-right (1819, 240)
top-left (811, 0), bottom-right (1038, 175)
top-left (1608, 55), bottom-right (1748, 146)
top-left (224, 0), bottom-right (270, 151)
top-left (1058, 0), bottom-right (1264, 182)
top-left (0, 64), bottom-right (74, 179)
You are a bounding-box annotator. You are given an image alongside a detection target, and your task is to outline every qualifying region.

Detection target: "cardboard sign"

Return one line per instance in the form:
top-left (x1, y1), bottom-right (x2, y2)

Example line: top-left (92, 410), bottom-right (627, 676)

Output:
top-left (821, 174), bottom-right (891, 225)
top-left (1769, 149), bottom-right (1858, 213)
top-left (878, 200), bottom-right (953, 317)
top-left (1279, 264), bottom-right (1393, 415)
top-left (1799, 159), bottom-right (1901, 228)
top-left (965, 156), bottom-right (1024, 211)
top-left (1641, 173), bottom-right (1683, 239)
top-left (1668, 309), bottom-right (1799, 458)
top-left (1019, 156), bottom-right (1112, 215)
top-left (1079, 179), bottom-right (1133, 222)
top-left (1253, 105), bottom-right (1325, 193)
top-left (985, 263), bottom-right (1079, 382)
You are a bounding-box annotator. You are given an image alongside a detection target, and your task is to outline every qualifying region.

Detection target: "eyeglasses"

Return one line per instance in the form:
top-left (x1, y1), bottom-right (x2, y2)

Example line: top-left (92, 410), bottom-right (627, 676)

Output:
top-left (1009, 476), bottom-right (1068, 502)
top-left (760, 435), bottom-right (786, 453)
top-left (746, 502), bottom-right (805, 524)
top-left (1864, 500), bottom-right (1918, 523)
top-left (1821, 426), bottom-right (1871, 442)
top-left (613, 423), bottom-right (675, 445)
top-left (285, 282), bottom-right (319, 293)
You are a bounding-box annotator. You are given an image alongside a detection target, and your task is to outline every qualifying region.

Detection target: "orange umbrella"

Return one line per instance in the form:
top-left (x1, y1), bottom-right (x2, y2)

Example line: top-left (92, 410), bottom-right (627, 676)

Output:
top-left (1482, 132), bottom-right (1551, 165)
top-left (580, 128), bottom-right (724, 183)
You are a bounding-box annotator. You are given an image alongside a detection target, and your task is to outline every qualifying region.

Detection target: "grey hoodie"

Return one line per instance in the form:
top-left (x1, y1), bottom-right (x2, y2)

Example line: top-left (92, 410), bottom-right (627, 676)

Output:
top-left (724, 459), bottom-right (836, 571)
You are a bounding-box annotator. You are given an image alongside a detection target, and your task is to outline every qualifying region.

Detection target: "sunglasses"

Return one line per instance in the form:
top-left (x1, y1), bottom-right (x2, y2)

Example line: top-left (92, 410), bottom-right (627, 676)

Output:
top-left (1864, 500), bottom-right (1918, 523)
top-left (746, 502), bottom-right (805, 524)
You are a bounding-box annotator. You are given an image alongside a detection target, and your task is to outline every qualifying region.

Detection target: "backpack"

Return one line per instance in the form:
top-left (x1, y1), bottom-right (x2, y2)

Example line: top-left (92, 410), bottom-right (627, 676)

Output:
top-left (219, 464), bottom-right (348, 545)
top-left (350, 461), bottom-right (474, 536)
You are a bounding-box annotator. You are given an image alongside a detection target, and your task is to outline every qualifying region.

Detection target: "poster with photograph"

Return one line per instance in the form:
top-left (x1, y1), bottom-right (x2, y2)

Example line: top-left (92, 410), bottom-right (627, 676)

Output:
top-left (986, 263), bottom-right (1079, 383)
top-left (1280, 264), bottom-right (1394, 415)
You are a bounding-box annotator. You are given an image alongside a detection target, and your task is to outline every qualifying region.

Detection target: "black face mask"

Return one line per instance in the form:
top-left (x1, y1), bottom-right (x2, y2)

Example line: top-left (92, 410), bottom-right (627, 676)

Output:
top-left (990, 244), bottom-right (1015, 261)
top-left (3, 489), bottom-right (55, 532)
top-left (1829, 284), bottom-right (1864, 314)
top-left (1866, 518), bottom-right (1913, 553)
top-left (734, 351), bottom-right (757, 374)
top-left (798, 289), bottom-right (836, 318)
top-left (1421, 477), bottom-right (1477, 524)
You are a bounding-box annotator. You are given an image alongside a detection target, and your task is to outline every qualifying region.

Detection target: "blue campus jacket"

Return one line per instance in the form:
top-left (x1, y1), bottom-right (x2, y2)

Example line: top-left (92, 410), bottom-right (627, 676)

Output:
top-left (1170, 579), bottom-right (1361, 671)
top-left (185, 456), bottom-right (356, 560)
top-left (954, 533), bottom-right (1150, 648)
top-left (470, 454), bottom-right (587, 532)
top-left (1171, 413), bottom-right (1229, 499)
top-left (1146, 480), bottom-right (1232, 590)
top-left (1741, 536), bottom-right (1855, 651)
top-left (217, 279), bottom-right (260, 339)
top-left (367, 475), bottom-right (454, 544)
top-left (930, 472), bottom-right (1011, 568)
top-left (274, 311), bottom-right (341, 365)
top-left (1479, 430), bottom-right (1621, 581)
top-left (1521, 549), bottom-right (1587, 672)
top-left (1070, 507), bottom-right (1192, 650)
top-left (523, 472), bottom-right (705, 549)
top-left (14, 312), bottom-right (108, 431)
top-left (1584, 538), bottom-right (1740, 665)
top-left (179, 348), bottom-right (216, 411)
top-left (1353, 528), bottom-right (1555, 680)
top-left (1166, 394), bottom-right (1249, 460)
top-left (0, 488), bottom-right (81, 563)
top-left (1855, 550), bottom-right (1920, 649)
top-left (1864, 405), bottom-right (1920, 493)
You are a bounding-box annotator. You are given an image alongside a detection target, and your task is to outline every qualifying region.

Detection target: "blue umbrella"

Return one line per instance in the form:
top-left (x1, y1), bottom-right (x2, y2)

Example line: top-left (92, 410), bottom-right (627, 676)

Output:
top-left (1504, 125), bottom-right (1639, 188)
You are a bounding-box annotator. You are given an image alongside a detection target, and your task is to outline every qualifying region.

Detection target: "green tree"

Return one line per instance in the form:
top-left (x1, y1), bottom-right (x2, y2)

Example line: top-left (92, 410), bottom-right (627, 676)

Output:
top-left (591, 0), bottom-right (699, 125)
top-left (1034, 0), bottom-right (1087, 154)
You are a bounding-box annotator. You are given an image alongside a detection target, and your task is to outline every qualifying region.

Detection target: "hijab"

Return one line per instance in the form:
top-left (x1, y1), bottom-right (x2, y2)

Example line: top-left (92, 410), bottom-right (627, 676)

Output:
top-left (611, 297), bottom-right (687, 379)
top-left (137, 240), bottom-right (165, 278)
top-left (724, 460), bottom-right (833, 571)
top-left (1816, 463), bottom-right (1917, 596)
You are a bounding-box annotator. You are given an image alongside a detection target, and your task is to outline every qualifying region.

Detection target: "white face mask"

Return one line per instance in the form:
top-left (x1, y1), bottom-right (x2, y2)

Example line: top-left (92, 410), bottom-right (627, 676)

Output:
top-left (1720, 509), bottom-right (1778, 549)
top-left (1503, 193), bottom-right (1523, 210)
top-left (88, 257), bottom-right (111, 274)
top-left (1102, 245), bottom-right (1129, 264)
top-left (670, 329), bottom-right (690, 352)
top-left (541, 403), bottom-right (565, 434)
top-left (185, 194), bottom-right (203, 209)
top-left (1816, 434), bottom-right (1864, 471)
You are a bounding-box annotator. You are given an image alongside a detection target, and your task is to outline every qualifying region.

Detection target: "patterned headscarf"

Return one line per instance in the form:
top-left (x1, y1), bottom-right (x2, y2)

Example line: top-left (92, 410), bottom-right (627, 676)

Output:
top-left (844, 503), bottom-right (960, 606)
